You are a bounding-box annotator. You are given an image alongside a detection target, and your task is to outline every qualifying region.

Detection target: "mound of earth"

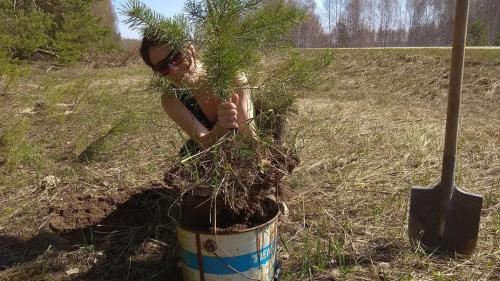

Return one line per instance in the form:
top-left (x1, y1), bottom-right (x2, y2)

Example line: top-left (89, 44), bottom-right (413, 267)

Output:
top-left (49, 184), bottom-right (177, 239)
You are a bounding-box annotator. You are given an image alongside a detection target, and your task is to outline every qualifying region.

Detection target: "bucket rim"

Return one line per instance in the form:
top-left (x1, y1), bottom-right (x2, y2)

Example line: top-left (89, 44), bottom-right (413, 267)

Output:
top-left (176, 205), bottom-right (280, 235)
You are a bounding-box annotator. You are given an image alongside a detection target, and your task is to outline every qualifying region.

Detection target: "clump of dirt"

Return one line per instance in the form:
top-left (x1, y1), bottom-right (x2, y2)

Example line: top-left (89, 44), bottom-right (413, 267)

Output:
top-left (49, 193), bottom-right (127, 234)
top-left (48, 185), bottom-right (177, 238)
top-left (165, 135), bottom-right (298, 232)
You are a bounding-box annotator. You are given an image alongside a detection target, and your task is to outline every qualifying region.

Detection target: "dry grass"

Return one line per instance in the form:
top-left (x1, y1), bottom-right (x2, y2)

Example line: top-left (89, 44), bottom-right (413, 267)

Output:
top-left (0, 48), bottom-right (498, 280)
top-left (280, 48), bottom-right (499, 280)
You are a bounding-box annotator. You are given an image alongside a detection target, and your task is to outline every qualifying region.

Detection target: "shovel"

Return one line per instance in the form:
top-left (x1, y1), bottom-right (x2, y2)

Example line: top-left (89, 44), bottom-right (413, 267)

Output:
top-left (408, 0), bottom-right (483, 256)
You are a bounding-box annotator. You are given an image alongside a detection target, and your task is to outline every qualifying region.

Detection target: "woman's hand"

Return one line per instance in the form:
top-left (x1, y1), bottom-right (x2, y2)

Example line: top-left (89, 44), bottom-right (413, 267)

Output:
top-left (215, 94), bottom-right (239, 130)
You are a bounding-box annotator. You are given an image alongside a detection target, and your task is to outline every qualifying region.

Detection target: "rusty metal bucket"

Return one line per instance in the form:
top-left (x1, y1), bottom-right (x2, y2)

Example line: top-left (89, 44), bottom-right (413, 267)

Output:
top-left (176, 205), bottom-right (279, 281)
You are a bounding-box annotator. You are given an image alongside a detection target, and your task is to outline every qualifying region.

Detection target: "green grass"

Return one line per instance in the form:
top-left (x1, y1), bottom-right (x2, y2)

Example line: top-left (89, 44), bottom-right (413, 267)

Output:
top-left (1, 118), bottom-right (43, 169)
top-left (0, 48), bottom-right (499, 280)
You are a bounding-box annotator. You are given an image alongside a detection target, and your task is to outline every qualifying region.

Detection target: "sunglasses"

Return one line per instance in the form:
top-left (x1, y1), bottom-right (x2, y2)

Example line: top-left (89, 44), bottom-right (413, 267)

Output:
top-left (152, 49), bottom-right (183, 75)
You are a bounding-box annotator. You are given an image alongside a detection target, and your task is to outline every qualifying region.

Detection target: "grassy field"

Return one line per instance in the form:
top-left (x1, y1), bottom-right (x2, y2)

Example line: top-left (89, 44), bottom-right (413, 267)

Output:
top-left (0, 48), bottom-right (499, 280)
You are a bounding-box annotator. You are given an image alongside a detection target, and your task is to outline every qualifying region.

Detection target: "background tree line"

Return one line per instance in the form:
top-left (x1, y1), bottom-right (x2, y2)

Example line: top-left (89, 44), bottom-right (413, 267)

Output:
top-left (1, 0), bottom-right (498, 68)
top-left (291, 0), bottom-right (500, 48)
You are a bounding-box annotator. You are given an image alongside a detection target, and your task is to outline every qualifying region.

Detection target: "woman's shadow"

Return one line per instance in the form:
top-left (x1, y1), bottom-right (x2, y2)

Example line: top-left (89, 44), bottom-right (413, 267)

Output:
top-left (0, 184), bottom-right (183, 281)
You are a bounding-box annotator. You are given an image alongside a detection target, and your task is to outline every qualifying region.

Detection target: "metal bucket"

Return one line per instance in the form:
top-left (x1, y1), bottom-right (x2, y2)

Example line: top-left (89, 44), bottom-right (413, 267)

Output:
top-left (176, 209), bottom-right (279, 281)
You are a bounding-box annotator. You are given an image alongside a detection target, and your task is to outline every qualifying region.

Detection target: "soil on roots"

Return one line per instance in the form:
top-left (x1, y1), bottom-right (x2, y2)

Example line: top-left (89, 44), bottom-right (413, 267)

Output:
top-left (164, 136), bottom-right (298, 232)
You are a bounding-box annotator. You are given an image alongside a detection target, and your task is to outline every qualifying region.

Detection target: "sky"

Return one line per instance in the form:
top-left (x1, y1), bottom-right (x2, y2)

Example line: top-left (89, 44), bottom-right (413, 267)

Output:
top-left (113, 0), bottom-right (325, 39)
top-left (113, 0), bottom-right (186, 39)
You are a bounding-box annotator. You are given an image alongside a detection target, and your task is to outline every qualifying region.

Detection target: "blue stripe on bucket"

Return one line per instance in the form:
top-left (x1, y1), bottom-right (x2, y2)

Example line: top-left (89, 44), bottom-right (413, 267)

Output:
top-left (181, 239), bottom-right (276, 275)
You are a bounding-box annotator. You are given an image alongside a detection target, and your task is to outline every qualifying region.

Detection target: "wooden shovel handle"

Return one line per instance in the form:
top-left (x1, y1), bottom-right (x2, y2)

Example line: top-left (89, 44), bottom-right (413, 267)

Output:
top-left (440, 0), bottom-right (469, 198)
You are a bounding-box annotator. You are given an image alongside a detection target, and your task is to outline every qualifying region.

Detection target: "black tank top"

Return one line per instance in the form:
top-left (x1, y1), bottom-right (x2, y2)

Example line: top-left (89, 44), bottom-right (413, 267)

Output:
top-left (171, 85), bottom-right (215, 130)
top-left (170, 85), bottom-right (214, 158)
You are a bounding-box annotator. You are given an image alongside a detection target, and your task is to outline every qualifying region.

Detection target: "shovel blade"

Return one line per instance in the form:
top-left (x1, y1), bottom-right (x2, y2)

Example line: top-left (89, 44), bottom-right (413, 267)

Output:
top-left (409, 185), bottom-right (483, 255)
top-left (443, 186), bottom-right (483, 255)
top-left (408, 186), bottom-right (442, 250)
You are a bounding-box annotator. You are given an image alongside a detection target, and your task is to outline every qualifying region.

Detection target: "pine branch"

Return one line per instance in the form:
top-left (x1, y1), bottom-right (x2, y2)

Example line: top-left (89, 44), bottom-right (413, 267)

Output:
top-left (124, 0), bottom-right (326, 110)
top-left (120, 0), bottom-right (163, 35)
top-left (119, 0), bottom-right (188, 50)
top-left (236, 14), bottom-right (301, 42)
top-left (236, 2), bottom-right (305, 40)
top-left (227, 0), bottom-right (266, 18)
top-left (185, 0), bottom-right (207, 23)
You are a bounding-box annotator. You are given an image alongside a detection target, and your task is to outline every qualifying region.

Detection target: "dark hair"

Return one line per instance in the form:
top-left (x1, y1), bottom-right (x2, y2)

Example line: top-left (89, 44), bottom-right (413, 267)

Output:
top-left (140, 37), bottom-right (158, 68)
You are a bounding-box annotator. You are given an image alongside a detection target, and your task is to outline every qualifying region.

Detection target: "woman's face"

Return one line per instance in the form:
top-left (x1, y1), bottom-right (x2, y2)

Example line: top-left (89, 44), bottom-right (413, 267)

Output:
top-left (148, 44), bottom-right (195, 79)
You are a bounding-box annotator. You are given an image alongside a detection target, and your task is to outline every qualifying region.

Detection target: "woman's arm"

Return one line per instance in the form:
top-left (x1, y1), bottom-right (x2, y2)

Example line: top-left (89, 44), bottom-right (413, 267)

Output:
top-left (160, 94), bottom-right (236, 148)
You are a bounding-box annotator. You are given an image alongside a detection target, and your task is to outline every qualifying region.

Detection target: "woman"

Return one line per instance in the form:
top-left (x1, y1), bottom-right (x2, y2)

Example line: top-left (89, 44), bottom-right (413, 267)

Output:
top-left (140, 38), bottom-right (256, 157)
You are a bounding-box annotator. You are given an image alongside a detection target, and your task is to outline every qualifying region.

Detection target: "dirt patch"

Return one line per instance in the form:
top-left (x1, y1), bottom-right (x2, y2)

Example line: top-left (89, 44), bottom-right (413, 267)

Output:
top-left (48, 184), bottom-right (178, 241)
top-left (43, 184), bottom-right (182, 280)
